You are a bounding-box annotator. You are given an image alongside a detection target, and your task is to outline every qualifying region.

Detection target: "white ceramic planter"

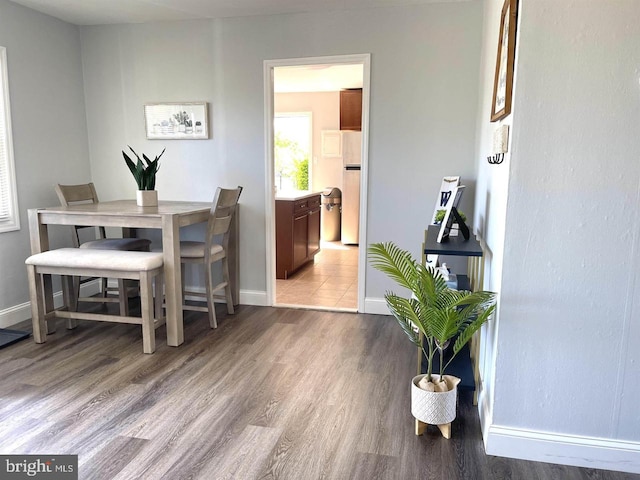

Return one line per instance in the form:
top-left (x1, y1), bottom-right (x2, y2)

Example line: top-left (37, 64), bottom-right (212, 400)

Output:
top-left (136, 190), bottom-right (158, 207)
top-left (411, 374), bottom-right (459, 425)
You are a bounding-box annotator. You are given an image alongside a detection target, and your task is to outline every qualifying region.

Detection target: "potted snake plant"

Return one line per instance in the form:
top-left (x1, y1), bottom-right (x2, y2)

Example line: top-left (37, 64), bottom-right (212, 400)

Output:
top-left (368, 242), bottom-right (496, 430)
top-left (122, 146), bottom-right (164, 206)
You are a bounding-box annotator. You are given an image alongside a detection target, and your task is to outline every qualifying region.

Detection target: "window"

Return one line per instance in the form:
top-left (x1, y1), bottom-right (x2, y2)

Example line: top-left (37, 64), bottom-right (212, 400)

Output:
top-left (0, 47), bottom-right (19, 233)
top-left (274, 112), bottom-right (312, 192)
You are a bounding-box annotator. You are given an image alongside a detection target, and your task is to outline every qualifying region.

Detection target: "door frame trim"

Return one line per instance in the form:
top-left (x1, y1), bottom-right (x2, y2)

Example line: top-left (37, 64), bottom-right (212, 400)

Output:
top-left (263, 54), bottom-right (371, 311)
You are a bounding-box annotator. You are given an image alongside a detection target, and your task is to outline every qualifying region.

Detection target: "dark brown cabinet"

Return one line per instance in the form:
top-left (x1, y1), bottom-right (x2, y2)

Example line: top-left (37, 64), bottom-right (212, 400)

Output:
top-left (292, 212), bottom-right (308, 270)
top-left (276, 194), bottom-right (321, 279)
top-left (340, 88), bottom-right (363, 131)
top-left (307, 207), bottom-right (320, 257)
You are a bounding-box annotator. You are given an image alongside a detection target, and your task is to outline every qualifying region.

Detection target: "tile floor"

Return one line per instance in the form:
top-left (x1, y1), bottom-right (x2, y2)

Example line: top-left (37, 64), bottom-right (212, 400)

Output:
top-left (275, 241), bottom-right (359, 310)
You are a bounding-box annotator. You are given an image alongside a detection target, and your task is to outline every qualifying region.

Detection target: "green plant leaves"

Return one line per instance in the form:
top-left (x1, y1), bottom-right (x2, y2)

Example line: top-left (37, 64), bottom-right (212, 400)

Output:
top-left (384, 294), bottom-right (422, 347)
top-left (368, 242), bottom-right (418, 292)
top-left (122, 146), bottom-right (164, 190)
top-left (368, 241), bottom-right (497, 378)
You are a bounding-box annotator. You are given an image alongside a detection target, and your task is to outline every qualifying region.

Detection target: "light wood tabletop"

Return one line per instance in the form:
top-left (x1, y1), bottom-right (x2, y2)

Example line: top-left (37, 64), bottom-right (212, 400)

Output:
top-left (28, 200), bottom-right (239, 347)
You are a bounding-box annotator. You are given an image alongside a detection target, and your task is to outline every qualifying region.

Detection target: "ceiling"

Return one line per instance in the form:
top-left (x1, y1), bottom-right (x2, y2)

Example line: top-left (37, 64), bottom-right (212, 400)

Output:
top-left (274, 64), bottom-right (363, 93)
top-left (8, 0), bottom-right (464, 26)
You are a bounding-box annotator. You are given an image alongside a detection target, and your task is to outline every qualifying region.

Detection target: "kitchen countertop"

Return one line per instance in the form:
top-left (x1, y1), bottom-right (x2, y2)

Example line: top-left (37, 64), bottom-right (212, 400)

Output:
top-left (275, 190), bottom-right (323, 201)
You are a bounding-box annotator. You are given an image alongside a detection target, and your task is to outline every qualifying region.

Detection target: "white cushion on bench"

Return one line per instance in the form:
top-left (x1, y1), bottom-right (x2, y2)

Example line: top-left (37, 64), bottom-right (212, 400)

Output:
top-left (25, 248), bottom-right (163, 271)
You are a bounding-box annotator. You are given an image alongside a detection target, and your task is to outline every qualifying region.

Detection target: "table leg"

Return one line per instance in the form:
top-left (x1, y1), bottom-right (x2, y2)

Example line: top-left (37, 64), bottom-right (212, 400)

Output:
top-left (28, 210), bottom-right (55, 334)
top-left (162, 214), bottom-right (184, 346)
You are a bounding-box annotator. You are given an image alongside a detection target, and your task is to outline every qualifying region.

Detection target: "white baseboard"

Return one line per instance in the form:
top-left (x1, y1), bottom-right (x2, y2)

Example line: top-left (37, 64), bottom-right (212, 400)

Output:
top-left (363, 297), bottom-right (390, 315)
top-left (0, 280), bottom-right (101, 329)
top-left (181, 285), bottom-right (267, 307)
top-left (238, 289), bottom-right (268, 306)
top-left (478, 386), bottom-right (493, 447)
top-left (0, 301), bottom-right (32, 328)
top-left (1, 282), bottom-right (266, 329)
top-left (108, 279), bottom-right (270, 308)
top-left (485, 424), bottom-right (640, 474)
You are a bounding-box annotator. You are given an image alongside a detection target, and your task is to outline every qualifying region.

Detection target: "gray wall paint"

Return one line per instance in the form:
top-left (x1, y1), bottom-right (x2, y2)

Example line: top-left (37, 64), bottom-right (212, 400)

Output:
top-left (495, 0), bottom-right (640, 442)
top-left (0, 0), bottom-right (90, 312)
top-left (472, 1), bottom-right (640, 467)
top-left (80, 3), bottom-right (483, 299)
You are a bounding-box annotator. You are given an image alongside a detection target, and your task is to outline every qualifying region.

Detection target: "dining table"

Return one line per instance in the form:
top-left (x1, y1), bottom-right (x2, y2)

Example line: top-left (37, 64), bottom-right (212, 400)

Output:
top-left (27, 200), bottom-right (239, 347)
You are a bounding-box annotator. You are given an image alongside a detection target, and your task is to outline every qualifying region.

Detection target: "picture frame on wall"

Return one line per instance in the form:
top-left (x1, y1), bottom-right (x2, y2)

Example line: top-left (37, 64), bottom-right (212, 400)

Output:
top-left (144, 102), bottom-right (209, 140)
top-left (490, 0), bottom-right (518, 122)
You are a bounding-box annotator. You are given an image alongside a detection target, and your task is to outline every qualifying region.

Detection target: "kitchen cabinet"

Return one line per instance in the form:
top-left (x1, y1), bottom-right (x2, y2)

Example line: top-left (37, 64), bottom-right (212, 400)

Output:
top-left (340, 88), bottom-right (362, 131)
top-left (276, 193), bottom-right (321, 279)
top-left (307, 207), bottom-right (321, 255)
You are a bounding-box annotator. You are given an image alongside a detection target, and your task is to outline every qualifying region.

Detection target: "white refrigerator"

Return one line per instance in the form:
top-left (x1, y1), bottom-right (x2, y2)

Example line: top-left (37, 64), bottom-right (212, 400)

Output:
top-left (341, 131), bottom-right (361, 245)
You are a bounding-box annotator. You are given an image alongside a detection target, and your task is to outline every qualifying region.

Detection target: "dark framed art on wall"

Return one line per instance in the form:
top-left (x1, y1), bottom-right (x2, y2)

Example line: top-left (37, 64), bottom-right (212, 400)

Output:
top-left (491, 0), bottom-right (518, 122)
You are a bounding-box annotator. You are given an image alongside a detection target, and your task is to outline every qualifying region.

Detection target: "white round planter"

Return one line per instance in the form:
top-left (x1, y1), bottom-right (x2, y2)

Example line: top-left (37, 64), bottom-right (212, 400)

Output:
top-left (136, 190), bottom-right (158, 207)
top-left (411, 374), bottom-right (460, 425)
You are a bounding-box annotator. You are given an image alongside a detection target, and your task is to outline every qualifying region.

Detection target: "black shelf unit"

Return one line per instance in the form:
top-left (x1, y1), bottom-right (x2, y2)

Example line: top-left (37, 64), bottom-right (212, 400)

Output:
top-left (418, 225), bottom-right (484, 393)
top-left (423, 225), bottom-right (483, 258)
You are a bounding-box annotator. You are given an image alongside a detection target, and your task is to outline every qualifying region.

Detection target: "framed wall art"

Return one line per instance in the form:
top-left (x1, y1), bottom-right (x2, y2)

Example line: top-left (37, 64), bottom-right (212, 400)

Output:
top-left (144, 102), bottom-right (209, 140)
top-left (490, 0), bottom-right (518, 122)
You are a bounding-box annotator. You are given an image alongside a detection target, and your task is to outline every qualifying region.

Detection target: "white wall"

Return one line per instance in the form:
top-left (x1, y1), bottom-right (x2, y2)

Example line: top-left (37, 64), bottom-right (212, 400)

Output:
top-left (274, 91), bottom-right (341, 192)
top-left (477, 0), bottom-right (640, 473)
top-left (472, 0), bottom-right (513, 447)
top-left (0, 0), bottom-right (90, 325)
top-left (79, 3), bottom-right (483, 304)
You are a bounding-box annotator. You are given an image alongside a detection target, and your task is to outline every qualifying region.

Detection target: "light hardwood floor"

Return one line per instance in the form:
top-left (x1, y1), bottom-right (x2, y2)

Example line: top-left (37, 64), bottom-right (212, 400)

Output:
top-left (0, 304), bottom-right (636, 479)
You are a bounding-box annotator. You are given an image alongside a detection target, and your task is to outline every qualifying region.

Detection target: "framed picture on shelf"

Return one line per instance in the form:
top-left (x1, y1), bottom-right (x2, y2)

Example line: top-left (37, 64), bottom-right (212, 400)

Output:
top-left (490, 0), bottom-right (518, 122)
top-left (431, 176), bottom-right (460, 225)
top-left (436, 185), bottom-right (465, 243)
top-left (144, 102), bottom-right (209, 140)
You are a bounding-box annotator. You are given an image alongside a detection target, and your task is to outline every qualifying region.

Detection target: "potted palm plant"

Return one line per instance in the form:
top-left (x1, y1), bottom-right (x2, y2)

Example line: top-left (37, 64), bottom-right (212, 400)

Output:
top-left (122, 146), bottom-right (164, 207)
top-left (368, 242), bottom-right (496, 432)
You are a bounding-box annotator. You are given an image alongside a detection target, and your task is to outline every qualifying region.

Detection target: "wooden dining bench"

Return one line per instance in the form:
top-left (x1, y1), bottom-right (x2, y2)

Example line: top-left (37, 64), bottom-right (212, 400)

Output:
top-left (25, 248), bottom-right (165, 354)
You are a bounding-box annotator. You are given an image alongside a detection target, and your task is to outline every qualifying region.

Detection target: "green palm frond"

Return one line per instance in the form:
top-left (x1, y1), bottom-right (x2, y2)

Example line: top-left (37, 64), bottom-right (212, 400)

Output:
top-left (427, 307), bottom-right (460, 344)
top-left (384, 294), bottom-right (421, 347)
top-left (451, 304), bottom-right (496, 358)
top-left (368, 241), bottom-right (497, 378)
top-left (368, 242), bottom-right (418, 292)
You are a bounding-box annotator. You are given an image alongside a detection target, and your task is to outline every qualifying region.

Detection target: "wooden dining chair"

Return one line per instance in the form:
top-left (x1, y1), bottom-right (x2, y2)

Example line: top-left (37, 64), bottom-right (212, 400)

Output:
top-left (179, 186), bottom-right (242, 328)
top-left (55, 182), bottom-right (152, 314)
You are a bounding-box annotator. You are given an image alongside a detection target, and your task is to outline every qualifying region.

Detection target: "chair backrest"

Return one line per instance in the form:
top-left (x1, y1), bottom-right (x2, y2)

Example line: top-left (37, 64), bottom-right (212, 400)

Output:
top-left (55, 183), bottom-right (99, 206)
top-left (55, 183), bottom-right (106, 247)
top-left (205, 186), bottom-right (243, 255)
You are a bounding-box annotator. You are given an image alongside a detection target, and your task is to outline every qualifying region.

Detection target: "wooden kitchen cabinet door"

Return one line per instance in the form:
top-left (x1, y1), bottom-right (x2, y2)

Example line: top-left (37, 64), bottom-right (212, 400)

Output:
top-left (292, 213), bottom-right (308, 270)
top-left (307, 207), bottom-right (321, 257)
top-left (340, 89), bottom-right (362, 131)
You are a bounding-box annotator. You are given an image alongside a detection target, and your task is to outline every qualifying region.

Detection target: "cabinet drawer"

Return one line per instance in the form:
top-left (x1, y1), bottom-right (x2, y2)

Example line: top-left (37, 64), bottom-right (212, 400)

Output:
top-left (307, 196), bottom-right (321, 209)
top-left (294, 199), bottom-right (309, 213)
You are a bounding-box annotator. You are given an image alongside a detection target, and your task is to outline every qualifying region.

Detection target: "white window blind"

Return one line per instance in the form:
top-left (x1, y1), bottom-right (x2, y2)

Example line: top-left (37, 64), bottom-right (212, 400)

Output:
top-left (0, 46), bottom-right (19, 233)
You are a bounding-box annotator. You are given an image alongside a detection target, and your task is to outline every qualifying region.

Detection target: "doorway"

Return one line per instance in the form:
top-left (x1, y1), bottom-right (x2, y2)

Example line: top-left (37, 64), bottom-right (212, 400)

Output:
top-left (264, 54), bottom-right (370, 311)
